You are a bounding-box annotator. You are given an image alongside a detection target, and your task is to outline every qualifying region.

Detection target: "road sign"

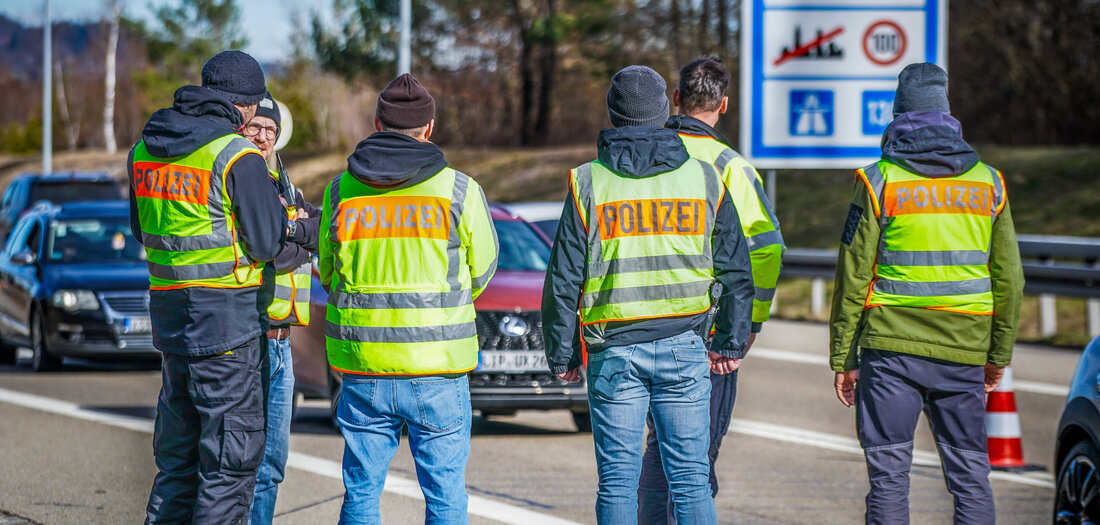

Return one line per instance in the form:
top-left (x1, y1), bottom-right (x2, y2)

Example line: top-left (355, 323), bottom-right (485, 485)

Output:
top-left (740, 0), bottom-right (947, 169)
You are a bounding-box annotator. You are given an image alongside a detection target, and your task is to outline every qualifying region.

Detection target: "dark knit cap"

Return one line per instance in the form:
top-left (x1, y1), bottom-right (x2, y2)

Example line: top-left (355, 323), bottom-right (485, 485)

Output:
top-left (201, 50), bottom-right (266, 106)
top-left (255, 91), bottom-right (281, 130)
top-left (893, 62), bottom-right (950, 117)
top-left (376, 73), bottom-right (435, 129)
top-left (606, 65), bottom-right (670, 128)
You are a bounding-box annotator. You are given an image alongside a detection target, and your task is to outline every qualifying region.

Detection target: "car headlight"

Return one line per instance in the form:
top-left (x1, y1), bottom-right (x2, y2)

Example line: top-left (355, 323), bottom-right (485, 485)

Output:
top-left (52, 289), bottom-right (100, 312)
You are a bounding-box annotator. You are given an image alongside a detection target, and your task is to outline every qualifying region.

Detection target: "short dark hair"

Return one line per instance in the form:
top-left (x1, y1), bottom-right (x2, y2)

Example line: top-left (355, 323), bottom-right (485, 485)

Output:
top-left (678, 56), bottom-right (730, 115)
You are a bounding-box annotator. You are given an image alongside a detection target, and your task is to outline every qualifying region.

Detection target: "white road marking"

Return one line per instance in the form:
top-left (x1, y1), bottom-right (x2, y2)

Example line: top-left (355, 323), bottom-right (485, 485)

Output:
top-left (0, 387), bottom-right (582, 525)
top-left (730, 419), bottom-right (1055, 489)
top-left (751, 347), bottom-right (1070, 396)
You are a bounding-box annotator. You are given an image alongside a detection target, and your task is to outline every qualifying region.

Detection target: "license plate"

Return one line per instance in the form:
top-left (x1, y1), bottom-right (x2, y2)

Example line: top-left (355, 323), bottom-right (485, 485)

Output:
top-left (123, 317), bottom-right (151, 334)
top-left (477, 351), bottom-right (547, 372)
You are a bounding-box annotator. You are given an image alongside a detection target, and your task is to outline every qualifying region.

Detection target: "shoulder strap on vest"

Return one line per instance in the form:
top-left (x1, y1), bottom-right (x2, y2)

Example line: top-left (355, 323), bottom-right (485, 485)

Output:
top-left (985, 164), bottom-right (1006, 221)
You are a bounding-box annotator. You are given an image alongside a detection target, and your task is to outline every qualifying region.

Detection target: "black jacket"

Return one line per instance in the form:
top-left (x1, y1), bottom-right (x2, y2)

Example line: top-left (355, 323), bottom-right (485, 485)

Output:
top-left (128, 85), bottom-right (286, 355)
top-left (541, 126), bottom-right (754, 374)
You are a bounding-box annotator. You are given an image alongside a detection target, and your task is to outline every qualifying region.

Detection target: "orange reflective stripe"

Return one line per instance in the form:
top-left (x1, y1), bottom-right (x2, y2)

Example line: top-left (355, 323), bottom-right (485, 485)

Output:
top-left (855, 169), bottom-right (881, 218)
top-left (132, 161), bottom-right (211, 205)
top-left (597, 198), bottom-right (704, 239)
top-left (336, 196), bottom-right (450, 241)
top-left (883, 180), bottom-right (992, 217)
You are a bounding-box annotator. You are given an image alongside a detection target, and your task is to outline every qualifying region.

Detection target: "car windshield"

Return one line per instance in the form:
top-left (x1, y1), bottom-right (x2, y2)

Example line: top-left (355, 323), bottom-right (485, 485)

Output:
top-left (30, 181), bottom-right (121, 205)
top-left (495, 220), bottom-right (550, 272)
top-left (47, 218), bottom-right (144, 264)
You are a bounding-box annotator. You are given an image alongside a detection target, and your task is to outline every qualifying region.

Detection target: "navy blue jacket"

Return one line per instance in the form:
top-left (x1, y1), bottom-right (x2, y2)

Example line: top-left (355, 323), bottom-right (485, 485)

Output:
top-left (542, 126), bottom-right (755, 374)
top-left (129, 85), bottom-right (286, 355)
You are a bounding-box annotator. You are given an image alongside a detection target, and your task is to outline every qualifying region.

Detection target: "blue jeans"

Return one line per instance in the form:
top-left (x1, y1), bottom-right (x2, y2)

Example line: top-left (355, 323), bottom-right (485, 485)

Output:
top-left (337, 374), bottom-right (472, 525)
top-left (586, 331), bottom-right (716, 525)
top-left (249, 335), bottom-right (295, 525)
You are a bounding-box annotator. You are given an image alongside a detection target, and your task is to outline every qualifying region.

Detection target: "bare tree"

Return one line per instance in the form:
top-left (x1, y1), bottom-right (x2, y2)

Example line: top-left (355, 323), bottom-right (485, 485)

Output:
top-left (103, 0), bottom-right (120, 153)
top-left (53, 58), bottom-right (78, 151)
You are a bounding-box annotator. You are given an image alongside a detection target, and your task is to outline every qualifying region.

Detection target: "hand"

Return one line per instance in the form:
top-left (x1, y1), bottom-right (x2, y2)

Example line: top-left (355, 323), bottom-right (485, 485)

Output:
top-left (295, 208), bottom-right (309, 220)
top-left (709, 351), bottom-right (742, 375)
top-left (983, 363), bottom-right (1005, 393)
top-left (834, 370), bottom-right (859, 407)
top-left (557, 367), bottom-right (582, 383)
top-left (745, 332), bottom-right (757, 355)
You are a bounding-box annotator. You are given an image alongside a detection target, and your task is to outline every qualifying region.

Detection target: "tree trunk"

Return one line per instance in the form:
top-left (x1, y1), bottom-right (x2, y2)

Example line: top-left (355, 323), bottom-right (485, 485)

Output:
top-left (510, 0), bottom-right (535, 145)
top-left (699, 0), bottom-right (711, 54)
top-left (670, 0), bottom-right (682, 66)
top-left (53, 59), bottom-right (78, 151)
top-left (717, 0), bottom-right (730, 59)
top-left (103, 0), bottom-right (120, 153)
top-left (533, 0), bottom-right (556, 145)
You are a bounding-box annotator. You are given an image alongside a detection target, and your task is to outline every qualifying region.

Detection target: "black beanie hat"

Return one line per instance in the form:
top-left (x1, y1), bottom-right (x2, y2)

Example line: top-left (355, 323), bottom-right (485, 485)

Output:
top-left (606, 65), bottom-right (670, 128)
top-left (376, 73), bottom-right (435, 129)
top-left (255, 91), bottom-right (281, 131)
top-left (201, 50), bottom-right (266, 106)
top-left (893, 62), bottom-right (950, 117)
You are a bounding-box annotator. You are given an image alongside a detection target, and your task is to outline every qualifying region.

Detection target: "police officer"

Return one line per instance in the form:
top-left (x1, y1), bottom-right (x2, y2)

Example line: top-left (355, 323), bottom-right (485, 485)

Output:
top-left (243, 92), bottom-right (320, 525)
top-left (829, 63), bottom-right (1024, 524)
top-left (542, 65), bottom-right (754, 525)
top-left (639, 56), bottom-right (785, 524)
top-left (130, 50), bottom-right (286, 524)
top-left (319, 73), bottom-right (498, 524)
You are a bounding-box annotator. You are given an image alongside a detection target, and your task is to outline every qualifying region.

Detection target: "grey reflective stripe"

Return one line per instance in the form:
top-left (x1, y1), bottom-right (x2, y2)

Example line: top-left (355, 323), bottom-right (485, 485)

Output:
top-left (862, 162), bottom-right (886, 222)
top-left (146, 259), bottom-right (238, 281)
top-left (746, 229), bottom-right (784, 251)
top-left (588, 253), bottom-right (711, 279)
top-left (274, 282), bottom-right (310, 302)
top-left (141, 231), bottom-right (233, 252)
top-left (754, 286), bottom-right (776, 302)
top-left (446, 170), bottom-right (469, 292)
top-left (745, 166), bottom-right (783, 233)
top-left (330, 289), bottom-right (473, 310)
top-left (325, 321), bottom-right (477, 343)
top-left (877, 249), bottom-right (990, 266)
top-left (581, 280), bottom-right (712, 310)
top-left (469, 181), bottom-right (498, 291)
top-left (987, 164), bottom-right (1004, 219)
top-left (873, 277), bottom-right (991, 297)
top-left (714, 148), bottom-right (740, 174)
top-left (328, 176), bottom-right (345, 293)
top-left (700, 160), bottom-right (720, 256)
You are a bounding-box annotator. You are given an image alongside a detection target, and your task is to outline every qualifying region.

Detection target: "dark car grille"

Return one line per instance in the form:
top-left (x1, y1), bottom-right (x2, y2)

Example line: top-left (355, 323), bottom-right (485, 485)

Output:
top-left (476, 311), bottom-right (544, 350)
top-left (102, 295), bottom-right (148, 315)
top-left (469, 372), bottom-right (575, 388)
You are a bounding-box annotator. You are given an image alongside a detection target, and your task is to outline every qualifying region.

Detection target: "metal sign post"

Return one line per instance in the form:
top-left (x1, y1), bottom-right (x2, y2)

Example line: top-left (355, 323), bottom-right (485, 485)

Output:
top-left (740, 0), bottom-right (947, 169)
top-left (42, 0), bottom-right (52, 174)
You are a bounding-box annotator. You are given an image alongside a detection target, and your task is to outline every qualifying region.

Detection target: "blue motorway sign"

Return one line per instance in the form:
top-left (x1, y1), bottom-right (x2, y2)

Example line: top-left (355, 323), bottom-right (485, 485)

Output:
top-left (740, 0), bottom-right (947, 168)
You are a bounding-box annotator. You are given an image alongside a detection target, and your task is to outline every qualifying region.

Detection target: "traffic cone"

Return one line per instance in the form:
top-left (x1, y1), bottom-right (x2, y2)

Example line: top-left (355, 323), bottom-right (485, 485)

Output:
top-left (985, 366), bottom-right (1027, 469)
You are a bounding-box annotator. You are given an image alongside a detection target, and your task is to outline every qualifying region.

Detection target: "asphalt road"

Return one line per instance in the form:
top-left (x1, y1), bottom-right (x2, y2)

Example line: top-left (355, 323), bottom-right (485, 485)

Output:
top-left (0, 320), bottom-right (1070, 524)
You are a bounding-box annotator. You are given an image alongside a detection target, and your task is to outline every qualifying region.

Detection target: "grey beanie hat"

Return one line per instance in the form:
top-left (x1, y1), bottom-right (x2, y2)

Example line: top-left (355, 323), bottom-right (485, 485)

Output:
top-left (606, 65), bottom-right (670, 128)
top-left (255, 91), bottom-right (281, 130)
top-left (201, 50), bottom-right (267, 106)
top-left (893, 62), bottom-right (950, 117)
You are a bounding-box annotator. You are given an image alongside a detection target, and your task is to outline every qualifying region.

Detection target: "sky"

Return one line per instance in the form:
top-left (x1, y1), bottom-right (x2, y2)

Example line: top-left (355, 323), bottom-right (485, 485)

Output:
top-left (0, 0), bottom-right (333, 62)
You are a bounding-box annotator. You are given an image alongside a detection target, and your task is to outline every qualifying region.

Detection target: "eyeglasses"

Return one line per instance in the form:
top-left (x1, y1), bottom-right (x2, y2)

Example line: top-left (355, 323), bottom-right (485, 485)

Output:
top-left (243, 122), bottom-right (278, 140)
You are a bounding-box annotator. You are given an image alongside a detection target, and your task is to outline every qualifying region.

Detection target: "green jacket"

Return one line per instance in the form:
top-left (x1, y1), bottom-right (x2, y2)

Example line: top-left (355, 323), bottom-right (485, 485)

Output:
top-left (829, 112), bottom-right (1024, 371)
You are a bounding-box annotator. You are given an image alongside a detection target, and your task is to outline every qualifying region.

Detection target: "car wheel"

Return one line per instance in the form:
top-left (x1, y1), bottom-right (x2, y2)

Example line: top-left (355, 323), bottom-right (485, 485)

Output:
top-left (571, 410), bottom-right (592, 433)
top-left (1056, 439), bottom-right (1100, 524)
top-left (328, 371), bottom-right (342, 428)
top-left (30, 309), bottom-right (61, 372)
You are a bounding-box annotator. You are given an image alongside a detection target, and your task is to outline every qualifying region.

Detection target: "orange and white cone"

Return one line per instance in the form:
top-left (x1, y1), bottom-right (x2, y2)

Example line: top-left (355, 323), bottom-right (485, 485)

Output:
top-left (985, 366), bottom-right (1027, 469)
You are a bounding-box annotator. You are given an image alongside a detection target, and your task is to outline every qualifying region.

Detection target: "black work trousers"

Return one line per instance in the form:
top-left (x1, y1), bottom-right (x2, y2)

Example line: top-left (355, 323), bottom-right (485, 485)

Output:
top-left (145, 336), bottom-right (268, 525)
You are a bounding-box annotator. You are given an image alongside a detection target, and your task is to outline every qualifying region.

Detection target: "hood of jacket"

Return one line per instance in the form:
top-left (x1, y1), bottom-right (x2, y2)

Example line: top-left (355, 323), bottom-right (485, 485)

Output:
top-left (881, 110), bottom-right (980, 177)
top-left (346, 132), bottom-right (449, 189)
top-left (141, 85), bottom-right (244, 159)
top-left (664, 114), bottom-right (734, 149)
top-left (596, 126), bottom-right (690, 178)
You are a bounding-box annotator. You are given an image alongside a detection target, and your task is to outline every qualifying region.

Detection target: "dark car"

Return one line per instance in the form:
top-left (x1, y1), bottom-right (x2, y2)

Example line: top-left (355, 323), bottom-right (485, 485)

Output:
top-left (0, 173), bottom-right (124, 242)
top-left (0, 201), bottom-right (156, 370)
top-left (291, 204), bottom-right (591, 431)
top-left (1055, 335), bottom-right (1100, 523)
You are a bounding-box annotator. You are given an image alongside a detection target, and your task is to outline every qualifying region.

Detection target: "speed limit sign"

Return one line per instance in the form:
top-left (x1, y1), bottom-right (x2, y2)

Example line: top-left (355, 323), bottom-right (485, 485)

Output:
top-left (863, 20), bottom-right (907, 66)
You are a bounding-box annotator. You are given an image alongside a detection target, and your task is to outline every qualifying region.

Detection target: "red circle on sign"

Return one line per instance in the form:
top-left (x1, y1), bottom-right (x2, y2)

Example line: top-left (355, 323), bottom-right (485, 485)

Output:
top-left (862, 20), bottom-right (907, 66)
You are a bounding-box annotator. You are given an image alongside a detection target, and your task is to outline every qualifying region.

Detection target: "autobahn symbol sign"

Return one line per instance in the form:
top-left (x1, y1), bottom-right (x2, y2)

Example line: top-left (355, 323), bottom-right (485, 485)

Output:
top-left (740, 0), bottom-right (947, 169)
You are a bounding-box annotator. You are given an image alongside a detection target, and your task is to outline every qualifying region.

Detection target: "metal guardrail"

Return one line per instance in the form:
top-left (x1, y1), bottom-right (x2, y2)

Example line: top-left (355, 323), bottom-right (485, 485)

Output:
top-left (781, 234), bottom-right (1100, 298)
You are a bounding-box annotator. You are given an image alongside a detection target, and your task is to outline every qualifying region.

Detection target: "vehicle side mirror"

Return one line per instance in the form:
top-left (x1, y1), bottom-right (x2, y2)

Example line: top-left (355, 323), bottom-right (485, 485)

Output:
top-left (10, 249), bottom-right (35, 266)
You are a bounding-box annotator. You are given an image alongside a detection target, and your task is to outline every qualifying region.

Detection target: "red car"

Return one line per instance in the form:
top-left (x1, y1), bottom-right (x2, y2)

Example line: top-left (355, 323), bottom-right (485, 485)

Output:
top-left (291, 204), bottom-right (590, 431)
